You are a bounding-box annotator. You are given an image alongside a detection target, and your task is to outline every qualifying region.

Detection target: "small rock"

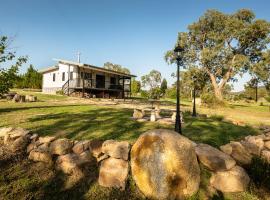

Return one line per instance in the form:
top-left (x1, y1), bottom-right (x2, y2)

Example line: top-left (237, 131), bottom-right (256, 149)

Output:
top-left (245, 136), bottom-right (264, 152)
top-left (89, 139), bottom-right (104, 158)
top-left (221, 142), bottom-right (252, 165)
top-left (96, 153), bottom-right (109, 162)
top-left (39, 136), bottom-right (56, 144)
top-left (261, 150), bottom-right (270, 163)
top-left (9, 128), bottom-right (30, 139)
top-left (240, 140), bottom-right (262, 156)
top-left (56, 153), bottom-right (83, 174)
top-left (11, 136), bottom-right (29, 152)
top-left (133, 109), bottom-right (145, 119)
top-left (195, 143), bottom-right (236, 171)
top-left (0, 127), bottom-right (13, 137)
top-left (50, 138), bottom-right (73, 155)
top-left (72, 140), bottom-right (90, 154)
top-left (27, 142), bottom-right (38, 153)
top-left (210, 166), bottom-right (250, 193)
top-left (102, 140), bottom-right (130, 160)
top-left (30, 134), bottom-right (38, 141)
top-left (264, 141), bottom-right (270, 150)
top-left (38, 143), bottom-right (50, 152)
top-left (4, 134), bottom-right (11, 145)
top-left (98, 157), bottom-right (129, 190)
top-left (220, 143), bottom-right (232, 155)
top-left (29, 149), bottom-right (53, 165)
top-left (79, 150), bottom-right (94, 164)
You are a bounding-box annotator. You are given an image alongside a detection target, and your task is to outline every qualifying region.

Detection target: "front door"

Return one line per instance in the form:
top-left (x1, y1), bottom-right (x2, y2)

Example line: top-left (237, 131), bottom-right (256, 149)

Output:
top-left (96, 75), bottom-right (105, 88)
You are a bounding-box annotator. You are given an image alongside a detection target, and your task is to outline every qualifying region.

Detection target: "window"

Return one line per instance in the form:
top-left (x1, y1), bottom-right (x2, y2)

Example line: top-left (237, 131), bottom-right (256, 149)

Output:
top-left (53, 73), bottom-right (56, 82)
top-left (62, 72), bottom-right (65, 81)
top-left (110, 77), bottom-right (116, 85)
top-left (85, 73), bottom-right (91, 79)
top-left (70, 72), bottom-right (73, 80)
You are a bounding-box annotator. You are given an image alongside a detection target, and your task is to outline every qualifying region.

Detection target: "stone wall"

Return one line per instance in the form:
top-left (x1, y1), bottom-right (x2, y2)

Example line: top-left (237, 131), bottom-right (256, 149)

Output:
top-left (0, 127), bottom-right (270, 199)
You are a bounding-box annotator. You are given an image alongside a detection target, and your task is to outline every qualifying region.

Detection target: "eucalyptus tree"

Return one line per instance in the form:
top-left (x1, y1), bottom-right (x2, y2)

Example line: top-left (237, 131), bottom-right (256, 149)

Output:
top-left (103, 62), bottom-right (130, 74)
top-left (252, 50), bottom-right (270, 95)
top-left (165, 9), bottom-right (270, 101)
top-left (0, 36), bottom-right (27, 96)
top-left (141, 70), bottom-right (162, 99)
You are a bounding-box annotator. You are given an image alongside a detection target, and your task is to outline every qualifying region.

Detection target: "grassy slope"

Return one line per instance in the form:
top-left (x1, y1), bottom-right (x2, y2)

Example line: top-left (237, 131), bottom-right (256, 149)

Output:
top-left (0, 90), bottom-right (269, 200)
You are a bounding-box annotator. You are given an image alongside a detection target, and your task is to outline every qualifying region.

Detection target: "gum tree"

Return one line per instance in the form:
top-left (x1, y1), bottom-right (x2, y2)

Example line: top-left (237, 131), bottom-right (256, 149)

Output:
top-left (166, 9), bottom-right (270, 101)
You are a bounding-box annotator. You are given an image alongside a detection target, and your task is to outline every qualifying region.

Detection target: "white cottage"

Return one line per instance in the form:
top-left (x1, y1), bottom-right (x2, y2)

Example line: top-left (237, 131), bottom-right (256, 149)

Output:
top-left (39, 59), bottom-right (136, 98)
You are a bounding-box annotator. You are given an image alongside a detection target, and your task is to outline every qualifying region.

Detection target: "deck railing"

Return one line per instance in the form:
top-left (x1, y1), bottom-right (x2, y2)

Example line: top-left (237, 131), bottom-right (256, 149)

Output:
top-left (67, 78), bottom-right (130, 91)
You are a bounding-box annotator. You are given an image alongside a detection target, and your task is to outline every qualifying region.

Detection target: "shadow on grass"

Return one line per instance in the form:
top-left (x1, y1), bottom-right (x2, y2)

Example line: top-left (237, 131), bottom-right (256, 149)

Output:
top-left (0, 104), bottom-right (84, 113)
top-left (183, 113), bottom-right (258, 147)
top-left (23, 105), bottom-right (258, 146)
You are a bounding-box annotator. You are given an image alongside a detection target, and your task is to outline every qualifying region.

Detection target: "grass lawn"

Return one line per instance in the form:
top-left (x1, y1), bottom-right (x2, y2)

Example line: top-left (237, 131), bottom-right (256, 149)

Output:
top-left (1, 90), bottom-right (270, 200)
top-left (0, 90), bottom-right (262, 147)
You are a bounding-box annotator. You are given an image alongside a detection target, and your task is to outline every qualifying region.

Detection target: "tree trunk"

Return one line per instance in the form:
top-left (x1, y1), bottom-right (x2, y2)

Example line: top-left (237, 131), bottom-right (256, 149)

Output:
top-left (208, 72), bottom-right (224, 101)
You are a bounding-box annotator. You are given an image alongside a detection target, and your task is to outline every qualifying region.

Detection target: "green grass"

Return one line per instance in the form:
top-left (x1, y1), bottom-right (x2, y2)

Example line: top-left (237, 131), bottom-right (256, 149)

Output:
top-left (0, 91), bottom-right (260, 146)
top-left (0, 90), bottom-right (269, 200)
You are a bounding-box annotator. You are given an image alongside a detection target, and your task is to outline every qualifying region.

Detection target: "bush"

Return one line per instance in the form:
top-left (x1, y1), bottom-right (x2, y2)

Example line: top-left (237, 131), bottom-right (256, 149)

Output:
top-left (209, 114), bottom-right (224, 121)
top-left (140, 90), bottom-right (149, 99)
top-left (201, 93), bottom-right (224, 107)
top-left (246, 156), bottom-right (270, 189)
top-left (56, 90), bottom-right (64, 95)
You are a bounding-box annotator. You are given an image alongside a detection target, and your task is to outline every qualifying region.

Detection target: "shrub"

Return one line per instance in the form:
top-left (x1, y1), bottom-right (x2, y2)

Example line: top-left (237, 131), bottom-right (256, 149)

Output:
top-left (209, 114), bottom-right (224, 121)
top-left (246, 156), bottom-right (270, 189)
top-left (56, 90), bottom-right (64, 95)
top-left (201, 93), bottom-right (224, 107)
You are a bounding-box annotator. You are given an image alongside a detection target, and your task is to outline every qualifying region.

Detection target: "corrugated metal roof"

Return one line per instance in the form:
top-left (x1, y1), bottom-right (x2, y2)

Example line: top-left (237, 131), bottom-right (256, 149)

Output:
top-left (40, 59), bottom-right (136, 78)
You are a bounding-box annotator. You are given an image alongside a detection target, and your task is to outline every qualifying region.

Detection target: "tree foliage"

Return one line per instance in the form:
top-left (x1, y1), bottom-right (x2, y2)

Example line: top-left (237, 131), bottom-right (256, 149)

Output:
top-left (103, 62), bottom-right (130, 74)
top-left (15, 64), bottom-right (42, 89)
top-left (131, 78), bottom-right (141, 95)
top-left (251, 50), bottom-right (270, 95)
top-left (160, 78), bottom-right (167, 97)
top-left (0, 36), bottom-right (27, 96)
top-left (141, 70), bottom-right (162, 99)
top-left (165, 9), bottom-right (270, 101)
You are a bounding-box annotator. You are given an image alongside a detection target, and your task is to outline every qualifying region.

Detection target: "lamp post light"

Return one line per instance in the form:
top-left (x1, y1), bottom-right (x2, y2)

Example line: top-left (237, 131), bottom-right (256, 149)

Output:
top-left (192, 75), bottom-right (197, 117)
top-left (174, 44), bottom-right (184, 134)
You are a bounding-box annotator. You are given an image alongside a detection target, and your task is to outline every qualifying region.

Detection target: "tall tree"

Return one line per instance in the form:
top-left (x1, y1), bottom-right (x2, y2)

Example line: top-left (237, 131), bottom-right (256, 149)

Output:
top-left (252, 50), bottom-right (270, 95)
top-left (0, 36), bottom-right (27, 95)
top-left (141, 70), bottom-right (162, 99)
top-left (165, 9), bottom-right (270, 101)
top-left (103, 62), bottom-right (130, 74)
top-left (131, 78), bottom-right (141, 95)
top-left (17, 64), bottom-right (42, 89)
top-left (160, 78), bottom-right (168, 97)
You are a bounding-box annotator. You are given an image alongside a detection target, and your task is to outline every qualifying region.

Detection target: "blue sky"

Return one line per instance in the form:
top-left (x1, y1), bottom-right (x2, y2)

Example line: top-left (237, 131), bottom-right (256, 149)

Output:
top-left (0, 0), bottom-right (270, 91)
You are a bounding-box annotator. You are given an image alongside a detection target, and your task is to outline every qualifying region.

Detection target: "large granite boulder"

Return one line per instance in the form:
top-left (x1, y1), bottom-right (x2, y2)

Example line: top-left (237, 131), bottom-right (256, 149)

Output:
top-left (195, 143), bottom-right (236, 171)
top-left (98, 157), bottom-right (129, 190)
top-left (220, 142), bottom-right (252, 165)
top-left (50, 138), bottom-right (73, 155)
top-left (102, 140), bottom-right (130, 160)
top-left (210, 166), bottom-right (250, 193)
top-left (131, 129), bottom-right (200, 199)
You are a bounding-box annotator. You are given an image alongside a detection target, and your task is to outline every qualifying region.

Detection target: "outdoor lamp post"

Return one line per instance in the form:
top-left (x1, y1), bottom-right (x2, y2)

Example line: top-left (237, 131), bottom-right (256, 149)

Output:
top-left (192, 75), bottom-right (197, 117)
top-left (174, 44), bottom-right (184, 134)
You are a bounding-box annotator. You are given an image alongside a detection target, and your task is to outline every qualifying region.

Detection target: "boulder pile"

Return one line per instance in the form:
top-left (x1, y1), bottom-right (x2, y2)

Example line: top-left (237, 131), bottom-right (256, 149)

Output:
top-left (1, 126), bottom-right (270, 199)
